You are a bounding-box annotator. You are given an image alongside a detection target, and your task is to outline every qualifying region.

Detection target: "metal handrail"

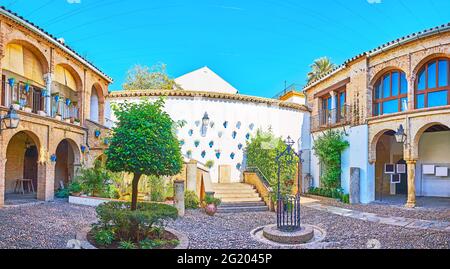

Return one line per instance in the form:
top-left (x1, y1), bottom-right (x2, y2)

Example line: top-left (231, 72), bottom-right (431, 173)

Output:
top-left (311, 104), bottom-right (351, 132)
top-left (245, 166), bottom-right (273, 191)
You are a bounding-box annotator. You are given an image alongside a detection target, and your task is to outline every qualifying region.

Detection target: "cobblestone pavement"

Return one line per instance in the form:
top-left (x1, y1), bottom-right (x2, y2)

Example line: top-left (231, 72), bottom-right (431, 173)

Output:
top-left (0, 200), bottom-right (448, 249)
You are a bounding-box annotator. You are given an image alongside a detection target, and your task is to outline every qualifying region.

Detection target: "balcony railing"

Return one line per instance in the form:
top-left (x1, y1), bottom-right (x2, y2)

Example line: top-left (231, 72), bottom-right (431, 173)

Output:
top-left (2, 83), bottom-right (45, 113)
top-left (51, 97), bottom-right (79, 120)
top-left (311, 105), bottom-right (351, 132)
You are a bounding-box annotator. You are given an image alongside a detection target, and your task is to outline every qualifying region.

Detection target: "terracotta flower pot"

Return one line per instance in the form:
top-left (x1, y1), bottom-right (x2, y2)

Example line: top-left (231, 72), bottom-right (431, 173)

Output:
top-left (205, 204), bottom-right (217, 216)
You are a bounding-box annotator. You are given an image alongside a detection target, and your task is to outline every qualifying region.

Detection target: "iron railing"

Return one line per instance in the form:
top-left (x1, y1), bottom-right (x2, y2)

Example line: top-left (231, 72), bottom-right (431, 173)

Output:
top-left (272, 83), bottom-right (304, 100)
top-left (311, 105), bottom-right (351, 132)
top-left (51, 98), bottom-right (79, 120)
top-left (277, 194), bottom-right (301, 232)
top-left (245, 166), bottom-right (273, 190)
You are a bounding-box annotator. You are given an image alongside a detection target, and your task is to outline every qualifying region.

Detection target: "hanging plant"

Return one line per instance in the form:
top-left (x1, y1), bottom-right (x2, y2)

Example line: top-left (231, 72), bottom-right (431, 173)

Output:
top-left (94, 129), bottom-right (101, 138)
top-left (209, 141), bottom-right (214, 148)
top-left (246, 133), bottom-right (251, 140)
top-left (194, 140), bottom-right (200, 147)
top-left (180, 139), bottom-right (185, 146)
top-left (236, 121), bottom-right (241, 129)
top-left (205, 160), bottom-right (214, 169)
top-left (80, 145), bottom-right (87, 153)
top-left (65, 98), bottom-right (71, 106)
top-left (218, 131), bottom-right (223, 138)
top-left (236, 163), bottom-right (241, 170)
top-left (210, 121), bottom-right (215, 128)
top-left (103, 138), bottom-right (110, 145)
top-left (195, 120), bottom-right (201, 127)
top-left (41, 90), bottom-right (48, 97)
top-left (54, 94), bottom-right (60, 102)
top-left (223, 121), bottom-right (228, 128)
top-left (230, 152), bottom-right (235, 159)
top-left (201, 150), bottom-right (206, 158)
top-left (186, 150), bottom-right (192, 158)
top-left (249, 123), bottom-right (255, 130)
top-left (188, 129), bottom-right (194, 136)
top-left (8, 77), bottom-right (15, 88)
top-left (24, 83), bottom-right (31, 94)
top-left (50, 154), bottom-right (57, 162)
top-left (238, 143), bottom-right (243, 150)
top-left (215, 150), bottom-right (221, 159)
top-left (232, 131), bottom-right (237, 139)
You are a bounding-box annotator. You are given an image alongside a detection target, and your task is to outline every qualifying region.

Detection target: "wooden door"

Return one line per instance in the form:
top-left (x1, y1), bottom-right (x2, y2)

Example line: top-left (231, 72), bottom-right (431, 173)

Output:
top-left (23, 146), bottom-right (38, 192)
top-left (219, 165), bottom-right (231, 183)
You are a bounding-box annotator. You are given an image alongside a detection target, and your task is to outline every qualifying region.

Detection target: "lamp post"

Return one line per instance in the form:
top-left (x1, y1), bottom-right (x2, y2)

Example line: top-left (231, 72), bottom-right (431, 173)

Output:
top-left (201, 112), bottom-right (210, 137)
top-left (275, 136), bottom-right (304, 232)
top-left (0, 106), bottom-right (20, 133)
top-left (395, 124), bottom-right (407, 144)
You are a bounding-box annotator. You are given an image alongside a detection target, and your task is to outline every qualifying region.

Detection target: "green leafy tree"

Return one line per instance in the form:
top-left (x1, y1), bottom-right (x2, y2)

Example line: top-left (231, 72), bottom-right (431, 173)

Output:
top-left (307, 57), bottom-right (336, 84)
top-left (246, 129), bottom-right (298, 198)
top-left (312, 130), bottom-right (349, 189)
top-left (106, 98), bottom-right (183, 210)
top-left (122, 63), bottom-right (180, 91)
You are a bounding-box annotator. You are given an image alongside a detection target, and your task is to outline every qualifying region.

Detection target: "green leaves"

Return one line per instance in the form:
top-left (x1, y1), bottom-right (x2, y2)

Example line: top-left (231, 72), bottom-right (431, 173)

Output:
top-left (312, 130), bottom-right (349, 189)
top-left (122, 63), bottom-right (179, 91)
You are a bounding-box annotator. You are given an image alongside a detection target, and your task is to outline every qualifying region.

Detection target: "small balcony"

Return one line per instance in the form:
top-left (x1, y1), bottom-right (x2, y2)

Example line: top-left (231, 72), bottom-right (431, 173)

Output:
top-left (50, 95), bottom-right (80, 124)
top-left (311, 105), bottom-right (351, 132)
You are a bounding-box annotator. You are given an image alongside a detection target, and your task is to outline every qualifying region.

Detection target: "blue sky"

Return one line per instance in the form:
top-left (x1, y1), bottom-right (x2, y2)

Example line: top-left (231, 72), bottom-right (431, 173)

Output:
top-left (1, 0), bottom-right (450, 97)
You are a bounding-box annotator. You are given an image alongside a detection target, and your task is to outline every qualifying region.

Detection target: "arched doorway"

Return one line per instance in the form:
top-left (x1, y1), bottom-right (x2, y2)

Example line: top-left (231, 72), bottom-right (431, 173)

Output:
top-left (416, 124), bottom-right (450, 198)
top-left (54, 139), bottom-right (79, 190)
top-left (375, 130), bottom-right (406, 201)
top-left (5, 131), bottom-right (40, 199)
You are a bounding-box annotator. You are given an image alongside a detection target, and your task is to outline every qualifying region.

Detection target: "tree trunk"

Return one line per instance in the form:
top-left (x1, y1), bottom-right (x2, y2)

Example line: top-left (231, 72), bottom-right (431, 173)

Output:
top-left (131, 173), bottom-right (142, 211)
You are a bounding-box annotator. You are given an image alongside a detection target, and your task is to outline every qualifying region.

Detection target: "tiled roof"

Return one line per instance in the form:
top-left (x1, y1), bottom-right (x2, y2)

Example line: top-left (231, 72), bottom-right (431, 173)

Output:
top-left (0, 6), bottom-right (113, 82)
top-left (108, 90), bottom-right (310, 112)
top-left (303, 22), bottom-right (450, 91)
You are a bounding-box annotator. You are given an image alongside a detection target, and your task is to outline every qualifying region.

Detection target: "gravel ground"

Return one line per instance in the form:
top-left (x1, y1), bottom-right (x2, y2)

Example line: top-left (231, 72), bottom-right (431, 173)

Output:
top-left (310, 197), bottom-right (450, 222)
top-left (0, 200), bottom-right (96, 249)
top-left (0, 200), bottom-right (448, 249)
top-left (169, 208), bottom-right (449, 249)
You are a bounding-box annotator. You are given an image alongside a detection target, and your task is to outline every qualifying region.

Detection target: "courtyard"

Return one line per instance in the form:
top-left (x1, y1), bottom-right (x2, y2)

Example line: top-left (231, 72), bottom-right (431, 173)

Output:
top-left (0, 198), bottom-right (448, 249)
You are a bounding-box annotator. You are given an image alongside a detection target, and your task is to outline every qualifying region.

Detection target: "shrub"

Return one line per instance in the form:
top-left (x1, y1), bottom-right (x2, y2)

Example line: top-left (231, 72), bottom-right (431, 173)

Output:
top-left (55, 188), bottom-right (69, 198)
top-left (139, 238), bottom-right (162, 249)
top-left (119, 241), bottom-right (137, 249)
top-left (204, 194), bottom-right (221, 206)
top-left (77, 160), bottom-right (111, 197)
top-left (95, 201), bottom-right (178, 242)
top-left (148, 175), bottom-right (165, 202)
top-left (205, 160), bottom-right (214, 169)
top-left (184, 190), bottom-right (199, 209)
top-left (94, 229), bottom-right (115, 246)
top-left (68, 181), bottom-right (82, 194)
top-left (308, 187), bottom-right (349, 203)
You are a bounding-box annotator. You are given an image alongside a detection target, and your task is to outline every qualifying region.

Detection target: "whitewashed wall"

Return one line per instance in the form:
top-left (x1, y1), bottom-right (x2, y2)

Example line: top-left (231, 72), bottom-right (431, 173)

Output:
top-left (416, 131), bottom-right (450, 197)
top-left (109, 95), bottom-right (306, 183)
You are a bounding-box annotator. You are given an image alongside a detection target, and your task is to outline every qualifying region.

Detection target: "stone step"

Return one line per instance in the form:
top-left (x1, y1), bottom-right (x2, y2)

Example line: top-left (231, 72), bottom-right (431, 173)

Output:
top-left (212, 184), bottom-right (255, 191)
top-left (217, 206), bottom-right (269, 213)
top-left (220, 197), bottom-right (263, 203)
top-left (220, 201), bottom-right (267, 208)
top-left (213, 189), bottom-right (258, 194)
top-left (215, 193), bottom-right (261, 199)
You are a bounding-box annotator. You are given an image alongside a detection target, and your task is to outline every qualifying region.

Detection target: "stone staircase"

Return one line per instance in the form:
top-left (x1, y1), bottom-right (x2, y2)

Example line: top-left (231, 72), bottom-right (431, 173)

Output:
top-left (212, 183), bottom-right (269, 213)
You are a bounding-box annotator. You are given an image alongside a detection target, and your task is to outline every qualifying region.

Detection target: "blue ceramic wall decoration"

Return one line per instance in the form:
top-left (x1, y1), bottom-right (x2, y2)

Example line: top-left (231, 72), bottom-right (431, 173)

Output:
top-left (50, 154), bottom-right (57, 162)
top-left (238, 143), bottom-right (243, 150)
top-left (236, 121), bottom-right (241, 129)
top-left (8, 78), bottom-right (15, 88)
top-left (236, 163), bottom-right (241, 170)
top-left (223, 121), bottom-right (228, 128)
top-left (94, 130), bottom-right (101, 138)
top-left (249, 123), bottom-right (255, 130)
top-left (65, 98), bottom-right (71, 106)
top-left (103, 138), bottom-right (109, 145)
top-left (180, 139), bottom-right (185, 146)
top-left (194, 140), bottom-right (200, 147)
top-left (215, 150), bottom-right (221, 159)
top-left (188, 129), bottom-right (194, 136)
top-left (209, 141), bottom-right (214, 148)
top-left (218, 131), bottom-right (223, 138)
top-left (210, 121), bottom-right (215, 128)
top-left (195, 120), bottom-right (200, 127)
top-left (246, 133), bottom-right (250, 140)
top-left (54, 95), bottom-right (60, 102)
top-left (187, 150), bottom-right (192, 158)
top-left (24, 84), bottom-right (30, 94)
top-left (41, 90), bottom-right (48, 97)
top-left (80, 145), bottom-right (87, 153)
top-left (232, 131), bottom-right (237, 139)
top-left (201, 151), bottom-right (206, 158)
top-left (230, 152), bottom-right (235, 159)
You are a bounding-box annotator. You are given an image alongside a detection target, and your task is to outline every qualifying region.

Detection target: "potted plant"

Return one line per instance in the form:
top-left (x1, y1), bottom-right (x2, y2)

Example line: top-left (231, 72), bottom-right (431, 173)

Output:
top-left (24, 82), bottom-right (31, 94)
top-left (68, 181), bottom-right (83, 197)
top-left (204, 194), bottom-right (221, 216)
top-left (205, 160), bottom-right (214, 169)
top-left (94, 129), bottom-right (101, 138)
top-left (65, 117), bottom-right (71, 123)
top-left (38, 110), bottom-right (47, 116)
top-left (74, 119), bottom-right (81, 126)
top-left (12, 101), bottom-right (21, 110)
top-left (23, 105), bottom-right (32, 113)
top-left (186, 150), bottom-right (192, 159)
top-left (194, 140), bottom-right (200, 147)
top-left (55, 113), bottom-right (62, 121)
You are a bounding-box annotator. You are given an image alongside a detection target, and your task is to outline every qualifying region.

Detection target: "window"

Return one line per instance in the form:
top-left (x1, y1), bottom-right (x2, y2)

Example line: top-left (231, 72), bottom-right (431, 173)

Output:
top-left (373, 70), bottom-right (408, 116)
top-left (415, 58), bottom-right (450, 108)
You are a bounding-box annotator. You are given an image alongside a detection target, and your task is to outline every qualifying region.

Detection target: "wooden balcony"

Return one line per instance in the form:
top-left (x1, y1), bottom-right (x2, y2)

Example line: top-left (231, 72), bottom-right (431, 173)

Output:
top-left (311, 105), bottom-right (351, 132)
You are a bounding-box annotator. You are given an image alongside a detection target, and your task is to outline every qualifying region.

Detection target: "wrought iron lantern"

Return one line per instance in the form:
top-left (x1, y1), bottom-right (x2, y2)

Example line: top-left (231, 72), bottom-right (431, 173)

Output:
top-left (0, 105), bottom-right (20, 133)
top-left (395, 124), bottom-right (407, 144)
top-left (275, 136), bottom-right (303, 232)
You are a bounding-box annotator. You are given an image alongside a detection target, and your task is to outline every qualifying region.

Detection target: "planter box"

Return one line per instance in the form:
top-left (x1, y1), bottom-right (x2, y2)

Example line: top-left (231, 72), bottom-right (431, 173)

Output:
top-left (303, 194), bottom-right (341, 203)
top-left (69, 195), bottom-right (120, 207)
top-left (38, 110), bottom-right (47, 117)
top-left (23, 107), bottom-right (32, 113)
top-left (12, 104), bottom-right (21, 110)
top-left (55, 115), bottom-right (62, 121)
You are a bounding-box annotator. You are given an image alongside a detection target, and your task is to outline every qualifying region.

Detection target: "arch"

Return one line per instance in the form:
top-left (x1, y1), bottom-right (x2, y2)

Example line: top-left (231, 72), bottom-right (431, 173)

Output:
top-left (412, 52), bottom-right (450, 76)
top-left (54, 138), bottom-right (81, 189)
top-left (90, 82), bottom-right (105, 123)
top-left (4, 130), bottom-right (41, 195)
top-left (369, 128), bottom-right (397, 163)
top-left (54, 63), bottom-right (83, 92)
top-left (369, 66), bottom-right (407, 88)
top-left (372, 68), bottom-right (408, 116)
top-left (2, 39), bottom-right (49, 74)
top-left (412, 121), bottom-right (450, 159)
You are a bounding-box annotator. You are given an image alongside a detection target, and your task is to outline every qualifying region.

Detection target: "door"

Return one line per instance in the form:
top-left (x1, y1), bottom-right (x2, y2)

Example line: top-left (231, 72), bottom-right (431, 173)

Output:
top-left (23, 146), bottom-right (38, 192)
top-left (396, 159), bottom-right (408, 195)
top-left (219, 165), bottom-right (231, 183)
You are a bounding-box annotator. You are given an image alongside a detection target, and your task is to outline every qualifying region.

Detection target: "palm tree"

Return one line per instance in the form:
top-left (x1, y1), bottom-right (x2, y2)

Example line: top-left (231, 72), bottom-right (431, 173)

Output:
top-left (307, 57), bottom-right (336, 84)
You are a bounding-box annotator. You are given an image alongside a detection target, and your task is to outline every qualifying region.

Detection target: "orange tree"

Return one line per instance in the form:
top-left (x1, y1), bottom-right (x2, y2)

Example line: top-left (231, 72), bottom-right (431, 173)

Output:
top-left (105, 98), bottom-right (183, 210)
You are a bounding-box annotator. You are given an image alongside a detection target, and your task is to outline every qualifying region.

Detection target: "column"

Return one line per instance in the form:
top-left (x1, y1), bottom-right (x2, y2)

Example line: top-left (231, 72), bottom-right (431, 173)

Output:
top-left (330, 91), bottom-right (337, 124)
top-left (174, 180), bottom-right (185, 217)
top-left (0, 158), bottom-right (6, 207)
top-left (37, 162), bottom-right (55, 201)
top-left (186, 160), bottom-right (197, 193)
top-left (44, 73), bottom-right (53, 116)
top-left (405, 160), bottom-right (416, 208)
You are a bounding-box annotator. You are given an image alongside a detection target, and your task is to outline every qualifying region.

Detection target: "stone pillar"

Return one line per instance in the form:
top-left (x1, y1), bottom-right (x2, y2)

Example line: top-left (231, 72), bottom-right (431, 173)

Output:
top-left (405, 160), bottom-right (416, 208)
top-left (349, 167), bottom-right (360, 204)
top-left (173, 180), bottom-right (185, 217)
top-left (186, 160), bottom-right (197, 192)
top-left (0, 158), bottom-right (6, 207)
top-left (330, 91), bottom-right (337, 124)
top-left (37, 162), bottom-right (55, 201)
top-left (44, 73), bottom-right (53, 116)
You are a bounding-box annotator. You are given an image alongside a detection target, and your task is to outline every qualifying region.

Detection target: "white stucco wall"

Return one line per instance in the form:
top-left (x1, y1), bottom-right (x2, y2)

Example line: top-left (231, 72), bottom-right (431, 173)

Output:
top-left (310, 125), bottom-right (373, 203)
top-left (90, 90), bottom-right (99, 122)
top-left (416, 131), bottom-right (450, 197)
top-left (109, 95), bottom-right (306, 183)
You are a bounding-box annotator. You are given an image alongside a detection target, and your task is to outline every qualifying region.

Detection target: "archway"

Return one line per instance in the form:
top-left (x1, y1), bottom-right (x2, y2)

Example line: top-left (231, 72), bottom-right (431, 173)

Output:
top-left (54, 139), bottom-right (79, 190)
top-left (4, 131), bottom-right (40, 199)
top-left (90, 83), bottom-right (104, 123)
top-left (374, 130), bottom-right (406, 201)
top-left (416, 124), bottom-right (450, 198)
